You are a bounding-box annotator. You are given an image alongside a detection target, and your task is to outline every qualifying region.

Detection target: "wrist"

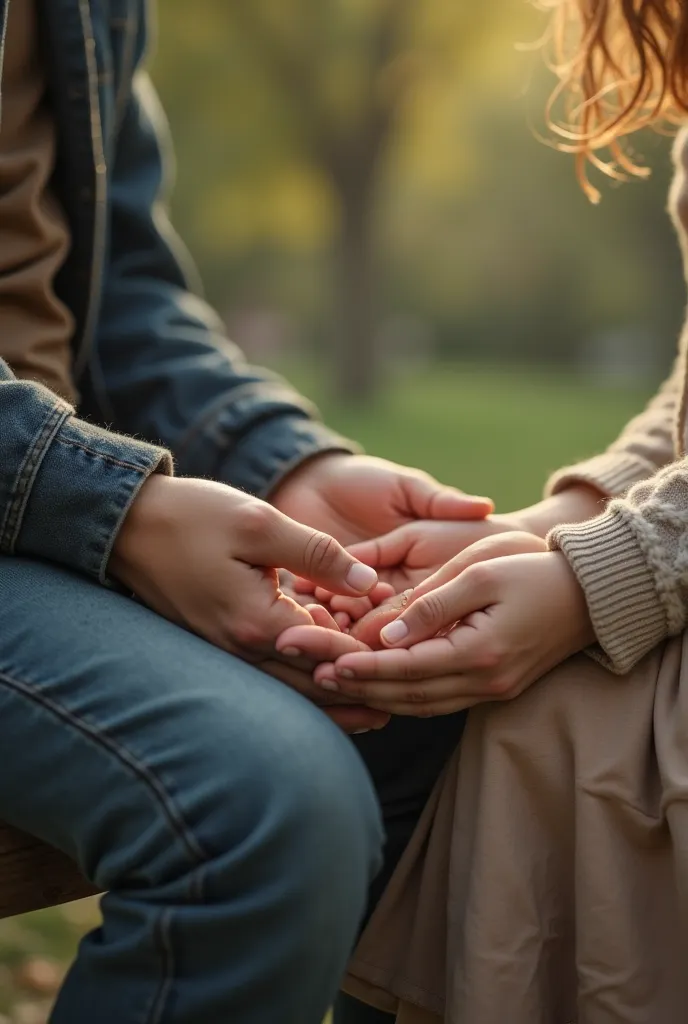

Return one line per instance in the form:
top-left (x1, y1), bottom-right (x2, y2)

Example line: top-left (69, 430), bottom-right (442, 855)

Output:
top-left (271, 451), bottom-right (351, 514)
top-left (552, 551), bottom-right (596, 653)
top-left (109, 474), bottom-right (171, 589)
top-left (514, 484), bottom-right (607, 539)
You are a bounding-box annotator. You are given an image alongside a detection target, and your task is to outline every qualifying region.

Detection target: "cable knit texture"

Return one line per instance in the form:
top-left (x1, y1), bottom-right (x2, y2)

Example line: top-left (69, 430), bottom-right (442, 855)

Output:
top-left (544, 128), bottom-right (688, 674)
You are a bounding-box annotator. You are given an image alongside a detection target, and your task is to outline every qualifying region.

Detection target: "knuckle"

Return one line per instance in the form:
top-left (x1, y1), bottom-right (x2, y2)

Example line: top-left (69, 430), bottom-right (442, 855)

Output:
top-left (475, 645), bottom-right (501, 671)
top-left (231, 619), bottom-right (269, 649)
top-left (400, 661), bottom-right (423, 682)
top-left (413, 592), bottom-right (446, 629)
top-left (406, 687), bottom-right (429, 704)
top-left (341, 681), bottom-right (366, 700)
top-left (240, 502), bottom-right (278, 541)
top-left (488, 673), bottom-right (515, 698)
top-left (416, 704), bottom-right (436, 719)
top-left (304, 531), bottom-right (341, 577)
top-left (465, 562), bottom-right (494, 590)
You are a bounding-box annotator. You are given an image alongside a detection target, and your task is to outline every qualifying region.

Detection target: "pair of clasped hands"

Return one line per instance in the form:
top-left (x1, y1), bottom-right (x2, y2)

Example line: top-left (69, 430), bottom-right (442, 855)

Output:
top-left (110, 453), bottom-right (598, 734)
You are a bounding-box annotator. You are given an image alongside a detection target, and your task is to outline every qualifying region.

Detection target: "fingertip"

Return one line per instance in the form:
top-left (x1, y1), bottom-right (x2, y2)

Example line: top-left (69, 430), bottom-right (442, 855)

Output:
top-left (346, 562), bottom-right (378, 594)
top-left (275, 623), bottom-right (317, 651)
top-left (313, 662), bottom-right (336, 684)
top-left (275, 630), bottom-right (297, 653)
top-left (436, 491), bottom-right (494, 519)
top-left (371, 582), bottom-right (396, 606)
top-left (307, 604), bottom-right (341, 631)
top-left (379, 619), bottom-right (410, 647)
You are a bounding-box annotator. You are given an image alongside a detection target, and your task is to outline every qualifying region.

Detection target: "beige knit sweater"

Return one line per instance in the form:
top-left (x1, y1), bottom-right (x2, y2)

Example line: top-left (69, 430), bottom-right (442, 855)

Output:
top-left (546, 127), bottom-right (688, 674)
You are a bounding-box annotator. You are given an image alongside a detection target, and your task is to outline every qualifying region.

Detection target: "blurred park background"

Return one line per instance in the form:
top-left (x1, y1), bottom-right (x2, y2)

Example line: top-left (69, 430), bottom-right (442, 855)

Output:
top-left (1, 0), bottom-right (686, 1019)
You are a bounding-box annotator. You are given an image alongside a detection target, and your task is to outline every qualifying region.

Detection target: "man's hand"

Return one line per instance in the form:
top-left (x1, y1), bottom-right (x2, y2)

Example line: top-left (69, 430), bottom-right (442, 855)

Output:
top-left (334, 482), bottom-right (608, 593)
top-left (108, 475), bottom-right (388, 734)
top-left (271, 453), bottom-right (494, 547)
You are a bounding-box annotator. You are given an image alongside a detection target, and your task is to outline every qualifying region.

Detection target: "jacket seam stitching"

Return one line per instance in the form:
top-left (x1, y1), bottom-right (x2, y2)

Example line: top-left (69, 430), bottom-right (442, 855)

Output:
top-left (0, 669), bottom-right (209, 872)
top-left (0, 407), bottom-right (69, 553)
top-left (54, 436), bottom-right (153, 472)
top-left (176, 395), bottom-right (312, 470)
top-left (174, 381), bottom-right (316, 465)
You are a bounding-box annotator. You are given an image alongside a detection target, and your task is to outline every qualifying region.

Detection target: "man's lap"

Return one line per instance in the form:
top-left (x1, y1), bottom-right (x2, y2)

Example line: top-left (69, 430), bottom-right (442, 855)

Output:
top-left (0, 556), bottom-right (374, 885)
top-left (0, 554), bottom-right (465, 911)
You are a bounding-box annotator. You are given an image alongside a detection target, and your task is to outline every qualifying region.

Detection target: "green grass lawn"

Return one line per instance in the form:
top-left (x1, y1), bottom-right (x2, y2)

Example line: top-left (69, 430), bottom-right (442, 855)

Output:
top-left (284, 359), bottom-right (649, 509)
top-left (0, 361), bottom-right (650, 1022)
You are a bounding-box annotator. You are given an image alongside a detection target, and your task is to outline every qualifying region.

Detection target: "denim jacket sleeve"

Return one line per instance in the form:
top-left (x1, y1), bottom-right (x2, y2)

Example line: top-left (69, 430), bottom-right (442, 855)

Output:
top-left (84, 64), bottom-right (357, 499)
top-left (0, 359), bottom-right (172, 581)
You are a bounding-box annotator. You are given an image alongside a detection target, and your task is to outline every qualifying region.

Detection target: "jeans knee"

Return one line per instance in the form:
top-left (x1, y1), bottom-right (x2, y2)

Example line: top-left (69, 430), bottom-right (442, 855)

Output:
top-left (196, 712), bottom-right (384, 918)
top-left (276, 725), bottom-right (384, 898)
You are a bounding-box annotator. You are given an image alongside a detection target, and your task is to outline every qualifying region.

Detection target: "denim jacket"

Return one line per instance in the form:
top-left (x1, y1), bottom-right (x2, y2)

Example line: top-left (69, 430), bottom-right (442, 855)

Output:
top-left (0, 0), bottom-right (353, 582)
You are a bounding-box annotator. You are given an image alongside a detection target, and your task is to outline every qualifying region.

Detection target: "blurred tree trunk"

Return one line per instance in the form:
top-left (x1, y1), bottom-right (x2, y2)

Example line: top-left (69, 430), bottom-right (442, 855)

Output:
top-left (334, 180), bottom-right (378, 404)
top-left (229, 0), bottom-right (412, 406)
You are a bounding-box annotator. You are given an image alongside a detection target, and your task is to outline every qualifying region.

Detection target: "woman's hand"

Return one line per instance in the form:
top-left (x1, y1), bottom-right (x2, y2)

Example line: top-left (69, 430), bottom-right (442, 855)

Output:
top-left (344, 516), bottom-right (526, 593)
top-left (274, 605), bottom-right (391, 732)
top-left (309, 532), bottom-right (596, 717)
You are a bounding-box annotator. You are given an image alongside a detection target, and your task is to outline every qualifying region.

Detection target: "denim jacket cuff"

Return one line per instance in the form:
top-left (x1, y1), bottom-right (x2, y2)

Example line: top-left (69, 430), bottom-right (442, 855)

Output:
top-left (16, 416), bottom-right (173, 583)
top-left (216, 415), bottom-right (360, 499)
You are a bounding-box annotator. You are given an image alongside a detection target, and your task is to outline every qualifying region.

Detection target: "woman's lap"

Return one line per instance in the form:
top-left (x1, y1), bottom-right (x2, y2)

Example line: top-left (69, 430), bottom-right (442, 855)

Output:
top-left (349, 644), bottom-right (688, 1023)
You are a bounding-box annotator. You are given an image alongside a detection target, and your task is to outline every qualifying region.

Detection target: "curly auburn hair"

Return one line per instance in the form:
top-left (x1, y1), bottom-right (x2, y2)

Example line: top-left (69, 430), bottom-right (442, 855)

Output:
top-left (542, 0), bottom-right (688, 200)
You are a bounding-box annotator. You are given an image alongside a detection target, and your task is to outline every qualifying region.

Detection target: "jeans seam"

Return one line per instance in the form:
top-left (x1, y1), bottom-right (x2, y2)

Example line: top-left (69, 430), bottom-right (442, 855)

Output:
top-left (145, 907), bottom-right (176, 1024)
top-left (0, 669), bottom-right (209, 871)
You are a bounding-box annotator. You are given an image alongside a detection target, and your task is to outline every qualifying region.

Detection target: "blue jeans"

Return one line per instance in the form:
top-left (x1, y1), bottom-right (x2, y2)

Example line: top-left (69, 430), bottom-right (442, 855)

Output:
top-left (0, 557), bottom-right (384, 1024)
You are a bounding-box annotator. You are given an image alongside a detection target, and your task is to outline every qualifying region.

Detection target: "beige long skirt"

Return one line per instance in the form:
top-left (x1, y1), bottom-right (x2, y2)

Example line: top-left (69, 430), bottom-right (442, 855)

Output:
top-left (344, 636), bottom-right (688, 1023)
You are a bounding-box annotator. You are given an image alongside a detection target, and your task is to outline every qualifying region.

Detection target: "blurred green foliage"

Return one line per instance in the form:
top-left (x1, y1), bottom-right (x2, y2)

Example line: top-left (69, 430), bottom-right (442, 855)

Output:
top-left (152, 0), bottom-right (686, 401)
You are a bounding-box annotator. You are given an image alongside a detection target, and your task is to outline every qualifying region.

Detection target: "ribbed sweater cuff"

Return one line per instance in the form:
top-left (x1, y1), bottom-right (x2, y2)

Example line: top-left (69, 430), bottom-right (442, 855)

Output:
top-left (546, 452), bottom-right (658, 501)
top-left (548, 509), bottom-right (668, 674)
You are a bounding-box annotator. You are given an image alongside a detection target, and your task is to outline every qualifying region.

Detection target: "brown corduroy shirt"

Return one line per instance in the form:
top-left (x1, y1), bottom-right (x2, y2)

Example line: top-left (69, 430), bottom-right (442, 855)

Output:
top-left (0, 0), bottom-right (76, 402)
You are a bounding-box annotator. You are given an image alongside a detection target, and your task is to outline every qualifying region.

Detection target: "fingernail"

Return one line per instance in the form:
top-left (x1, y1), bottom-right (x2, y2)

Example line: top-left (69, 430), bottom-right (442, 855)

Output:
top-left (380, 620), bottom-right (409, 645)
top-left (353, 729), bottom-right (371, 735)
top-left (337, 668), bottom-right (355, 679)
top-left (320, 679), bottom-right (339, 692)
top-left (347, 563), bottom-right (378, 593)
top-left (281, 647), bottom-right (301, 658)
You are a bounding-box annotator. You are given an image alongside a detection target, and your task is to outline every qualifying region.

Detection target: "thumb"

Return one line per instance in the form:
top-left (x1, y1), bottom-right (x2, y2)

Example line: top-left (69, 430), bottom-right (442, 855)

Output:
top-left (402, 476), bottom-right (494, 521)
top-left (403, 531), bottom-right (549, 604)
top-left (263, 513), bottom-right (378, 596)
top-left (377, 532), bottom-right (544, 647)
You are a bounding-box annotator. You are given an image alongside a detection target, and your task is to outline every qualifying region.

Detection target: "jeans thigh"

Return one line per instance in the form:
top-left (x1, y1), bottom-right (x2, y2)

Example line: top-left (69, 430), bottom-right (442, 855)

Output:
top-left (0, 557), bottom-right (385, 1024)
top-left (0, 556), bottom-right (375, 887)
